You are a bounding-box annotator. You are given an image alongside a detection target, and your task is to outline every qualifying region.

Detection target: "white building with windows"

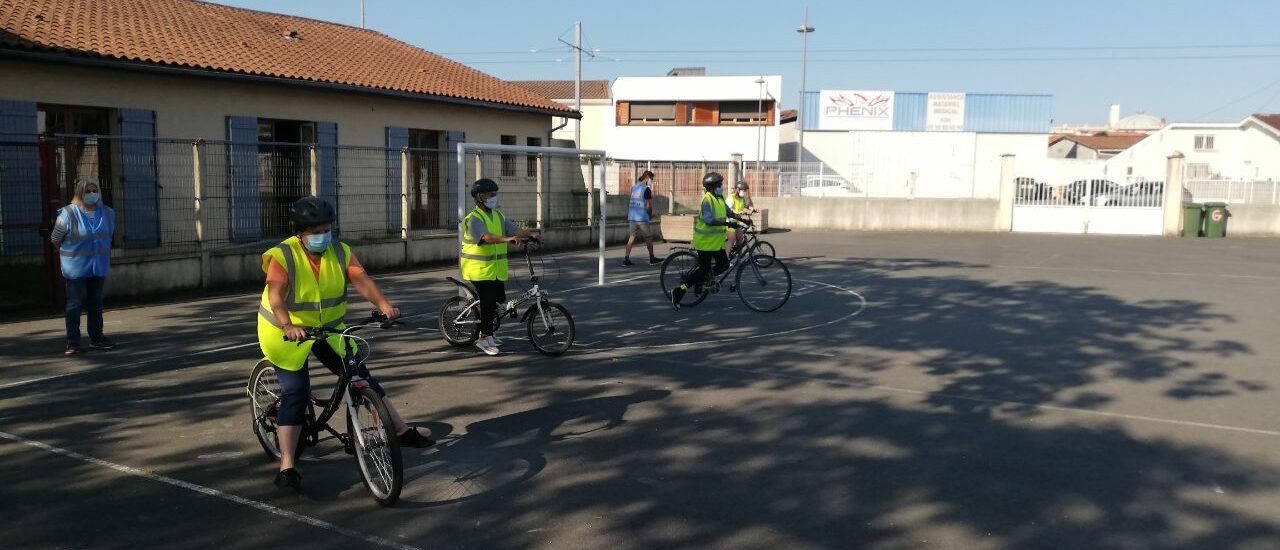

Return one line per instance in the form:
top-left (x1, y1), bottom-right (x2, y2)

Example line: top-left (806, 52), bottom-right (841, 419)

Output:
top-left (1104, 115), bottom-right (1280, 182)
top-left (607, 72), bottom-right (782, 161)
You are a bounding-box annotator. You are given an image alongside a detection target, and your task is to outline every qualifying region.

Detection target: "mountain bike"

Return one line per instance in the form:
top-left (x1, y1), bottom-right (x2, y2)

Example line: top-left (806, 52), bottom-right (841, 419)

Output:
top-left (438, 238), bottom-right (575, 355)
top-left (247, 312), bottom-right (405, 506)
top-left (660, 222), bottom-right (792, 312)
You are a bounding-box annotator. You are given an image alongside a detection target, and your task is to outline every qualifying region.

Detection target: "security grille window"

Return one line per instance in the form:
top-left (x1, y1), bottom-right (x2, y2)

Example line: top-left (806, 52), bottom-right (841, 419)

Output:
top-left (1194, 135), bottom-right (1215, 151)
top-left (500, 135), bottom-right (516, 177)
top-left (257, 118), bottom-right (316, 237)
top-left (629, 102), bottom-right (677, 124)
top-left (526, 137), bottom-right (541, 177)
top-left (38, 104), bottom-right (115, 206)
top-left (719, 101), bottom-right (768, 125)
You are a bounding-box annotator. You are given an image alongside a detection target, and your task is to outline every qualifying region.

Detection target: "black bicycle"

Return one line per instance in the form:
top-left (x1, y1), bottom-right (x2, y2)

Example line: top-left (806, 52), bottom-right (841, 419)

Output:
top-left (660, 222), bottom-right (792, 312)
top-left (247, 312), bottom-right (405, 506)
top-left (438, 238), bottom-right (575, 355)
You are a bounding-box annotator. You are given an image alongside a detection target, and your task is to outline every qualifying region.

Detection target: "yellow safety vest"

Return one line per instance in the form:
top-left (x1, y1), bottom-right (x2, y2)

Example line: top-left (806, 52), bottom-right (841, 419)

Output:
top-left (257, 236), bottom-right (353, 371)
top-left (727, 194), bottom-right (749, 236)
top-left (459, 207), bottom-right (509, 281)
top-left (692, 192), bottom-right (728, 251)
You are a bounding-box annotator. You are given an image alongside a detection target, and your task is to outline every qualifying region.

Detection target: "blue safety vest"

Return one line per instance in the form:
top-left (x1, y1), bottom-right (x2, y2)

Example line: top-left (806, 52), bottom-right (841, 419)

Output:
top-left (56, 204), bottom-right (115, 279)
top-left (628, 182), bottom-right (650, 222)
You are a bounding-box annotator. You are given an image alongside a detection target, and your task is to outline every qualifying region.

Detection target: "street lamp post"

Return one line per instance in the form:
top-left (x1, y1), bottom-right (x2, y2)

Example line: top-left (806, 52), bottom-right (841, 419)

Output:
top-left (796, 9), bottom-right (814, 163)
top-left (755, 77), bottom-right (766, 174)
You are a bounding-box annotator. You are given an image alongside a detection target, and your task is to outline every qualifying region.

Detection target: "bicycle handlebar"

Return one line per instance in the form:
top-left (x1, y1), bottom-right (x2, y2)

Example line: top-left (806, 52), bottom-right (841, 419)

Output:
top-left (285, 311), bottom-right (402, 342)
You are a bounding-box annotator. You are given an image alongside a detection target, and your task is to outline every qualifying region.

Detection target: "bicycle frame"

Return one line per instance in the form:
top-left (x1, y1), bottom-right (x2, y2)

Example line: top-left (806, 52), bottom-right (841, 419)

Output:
top-left (296, 326), bottom-right (379, 449)
top-left (691, 229), bottom-right (765, 292)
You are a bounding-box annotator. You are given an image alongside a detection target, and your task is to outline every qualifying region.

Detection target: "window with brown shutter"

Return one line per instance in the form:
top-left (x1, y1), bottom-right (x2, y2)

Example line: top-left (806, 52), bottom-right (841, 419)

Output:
top-left (719, 100), bottom-right (772, 125)
top-left (629, 102), bottom-right (678, 125)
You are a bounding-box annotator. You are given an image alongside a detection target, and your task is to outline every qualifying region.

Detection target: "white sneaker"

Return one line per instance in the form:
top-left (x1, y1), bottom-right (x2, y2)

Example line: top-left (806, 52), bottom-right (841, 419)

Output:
top-left (476, 336), bottom-right (499, 356)
top-left (489, 335), bottom-right (504, 346)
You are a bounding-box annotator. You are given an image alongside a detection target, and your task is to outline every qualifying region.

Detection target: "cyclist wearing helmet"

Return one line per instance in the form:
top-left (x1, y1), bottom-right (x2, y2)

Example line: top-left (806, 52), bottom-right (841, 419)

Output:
top-left (726, 180), bottom-right (756, 254)
top-left (259, 196), bottom-right (434, 492)
top-left (461, 178), bottom-right (539, 356)
top-left (671, 173), bottom-right (750, 309)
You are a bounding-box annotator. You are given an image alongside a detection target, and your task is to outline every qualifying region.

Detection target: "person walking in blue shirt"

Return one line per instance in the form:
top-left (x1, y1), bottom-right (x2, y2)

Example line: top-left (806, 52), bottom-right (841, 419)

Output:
top-left (50, 178), bottom-right (117, 355)
top-left (623, 170), bottom-right (662, 266)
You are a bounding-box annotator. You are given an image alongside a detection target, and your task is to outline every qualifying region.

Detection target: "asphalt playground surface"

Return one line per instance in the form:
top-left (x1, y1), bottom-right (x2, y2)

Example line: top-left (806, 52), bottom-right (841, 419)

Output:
top-left (3, 231), bottom-right (1280, 550)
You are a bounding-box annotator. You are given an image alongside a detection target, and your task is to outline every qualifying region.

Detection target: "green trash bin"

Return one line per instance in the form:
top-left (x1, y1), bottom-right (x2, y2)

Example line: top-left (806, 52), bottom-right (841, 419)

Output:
top-left (1203, 202), bottom-right (1230, 238)
top-left (1182, 203), bottom-right (1205, 238)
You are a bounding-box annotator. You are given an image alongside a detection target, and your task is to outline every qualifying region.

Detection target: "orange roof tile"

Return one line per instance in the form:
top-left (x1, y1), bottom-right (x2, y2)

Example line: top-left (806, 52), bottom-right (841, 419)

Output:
top-left (1051, 132), bottom-right (1148, 152)
top-left (0, 0), bottom-right (574, 114)
top-left (511, 80), bottom-right (611, 101)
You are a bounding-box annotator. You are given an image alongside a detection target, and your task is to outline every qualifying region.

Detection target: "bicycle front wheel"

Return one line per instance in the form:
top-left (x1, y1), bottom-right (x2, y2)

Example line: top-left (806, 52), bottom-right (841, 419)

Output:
top-left (660, 250), bottom-right (709, 308)
top-left (439, 295), bottom-right (479, 347)
top-left (347, 386), bottom-right (403, 507)
top-left (735, 255), bottom-right (792, 312)
top-left (527, 302), bottom-right (575, 356)
top-left (750, 240), bottom-right (776, 267)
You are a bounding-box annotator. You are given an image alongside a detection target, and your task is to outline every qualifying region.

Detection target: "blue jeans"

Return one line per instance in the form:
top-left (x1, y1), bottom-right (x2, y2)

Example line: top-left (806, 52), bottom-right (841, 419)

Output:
top-left (65, 277), bottom-right (106, 345)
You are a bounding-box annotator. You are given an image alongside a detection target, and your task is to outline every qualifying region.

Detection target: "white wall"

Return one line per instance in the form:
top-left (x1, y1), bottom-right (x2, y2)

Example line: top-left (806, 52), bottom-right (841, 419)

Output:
top-left (974, 134), bottom-right (1051, 197)
top-left (1105, 124), bottom-right (1249, 181)
top-left (608, 74), bottom-right (781, 161)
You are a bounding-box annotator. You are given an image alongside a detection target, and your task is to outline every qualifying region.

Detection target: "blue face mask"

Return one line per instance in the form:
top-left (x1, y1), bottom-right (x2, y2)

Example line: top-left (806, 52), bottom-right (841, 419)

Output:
top-left (304, 232), bottom-right (332, 253)
top-left (713, 187), bottom-right (724, 197)
top-left (83, 192), bottom-right (101, 205)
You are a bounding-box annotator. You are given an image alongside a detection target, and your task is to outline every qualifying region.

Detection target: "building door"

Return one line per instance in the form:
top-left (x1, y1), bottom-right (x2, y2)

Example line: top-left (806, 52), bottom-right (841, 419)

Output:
top-left (409, 129), bottom-right (443, 229)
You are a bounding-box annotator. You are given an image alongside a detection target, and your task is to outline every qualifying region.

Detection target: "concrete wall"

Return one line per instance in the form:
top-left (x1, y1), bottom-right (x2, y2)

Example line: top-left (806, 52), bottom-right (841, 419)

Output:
top-left (0, 58), bottom-right (551, 146)
top-left (102, 223), bottom-right (636, 299)
top-left (1220, 205), bottom-right (1280, 237)
top-left (753, 196), bottom-right (1000, 232)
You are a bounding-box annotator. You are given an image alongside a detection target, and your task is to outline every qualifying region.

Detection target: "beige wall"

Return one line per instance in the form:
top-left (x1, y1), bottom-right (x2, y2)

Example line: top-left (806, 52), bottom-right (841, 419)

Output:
top-left (0, 58), bottom-right (551, 145)
top-left (551, 101), bottom-right (610, 151)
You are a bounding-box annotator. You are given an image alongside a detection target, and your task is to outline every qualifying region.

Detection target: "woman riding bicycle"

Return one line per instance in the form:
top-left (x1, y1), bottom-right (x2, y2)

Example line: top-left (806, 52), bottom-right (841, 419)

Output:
top-left (671, 173), bottom-right (751, 309)
top-left (258, 196), bottom-right (433, 492)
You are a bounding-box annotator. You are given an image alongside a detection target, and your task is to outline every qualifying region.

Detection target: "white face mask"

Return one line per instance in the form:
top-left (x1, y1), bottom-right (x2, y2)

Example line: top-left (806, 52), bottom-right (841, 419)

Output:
top-left (738, 190), bottom-right (746, 197)
top-left (484, 196), bottom-right (499, 209)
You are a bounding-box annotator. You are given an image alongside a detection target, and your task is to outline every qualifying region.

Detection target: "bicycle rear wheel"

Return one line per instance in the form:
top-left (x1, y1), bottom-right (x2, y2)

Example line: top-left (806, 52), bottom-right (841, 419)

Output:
top-left (660, 249), bottom-right (709, 308)
top-left (249, 360), bottom-right (288, 460)
top-left (735, 255), bottom-right (792, 312)
top-left (527, 302), bottom-right (575, 356)
top-left (439, 295), bottom-right (479, 347)
top-left (347, 386), bottom-right (403, 507)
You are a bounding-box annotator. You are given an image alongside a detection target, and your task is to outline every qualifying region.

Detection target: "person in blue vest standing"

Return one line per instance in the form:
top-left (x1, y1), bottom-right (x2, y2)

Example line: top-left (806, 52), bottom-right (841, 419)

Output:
top-left (623, 170), bottom-right (662, 266)
top-left (50, 178), bottom-right (117, 356)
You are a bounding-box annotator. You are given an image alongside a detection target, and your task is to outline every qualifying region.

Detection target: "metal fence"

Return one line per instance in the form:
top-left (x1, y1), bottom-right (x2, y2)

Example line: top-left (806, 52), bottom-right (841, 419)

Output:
top-left (1184, 179), bottom-right (1280, 205)
top-left (0, 135), bottom-right (608, 263)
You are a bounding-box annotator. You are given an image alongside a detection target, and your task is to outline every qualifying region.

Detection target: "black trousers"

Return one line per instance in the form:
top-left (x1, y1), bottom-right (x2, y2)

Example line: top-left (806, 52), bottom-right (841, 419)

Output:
top-left (273, 340), bottom-right (386, 426)
top-left (470, 279), bottom-right (507, 336)
top-left (682, 249), bottom-right (729, 287)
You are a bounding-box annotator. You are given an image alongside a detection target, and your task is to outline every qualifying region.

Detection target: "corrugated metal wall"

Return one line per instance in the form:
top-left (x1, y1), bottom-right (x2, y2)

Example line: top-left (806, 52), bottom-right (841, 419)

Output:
top-left (963, 94), bottom-right (1052, 134)
top-left (800, 91), bottom-right (1051, 134)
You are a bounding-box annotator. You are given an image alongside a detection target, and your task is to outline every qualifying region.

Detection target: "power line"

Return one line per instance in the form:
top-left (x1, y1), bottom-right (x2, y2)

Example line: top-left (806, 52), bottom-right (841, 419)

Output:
top-left (1192, 76), bottom-right (1280, 121)
top-left (466, 53), bottom-right (1280, 64)
top-left (442, 42), bottom-right (1280, 56)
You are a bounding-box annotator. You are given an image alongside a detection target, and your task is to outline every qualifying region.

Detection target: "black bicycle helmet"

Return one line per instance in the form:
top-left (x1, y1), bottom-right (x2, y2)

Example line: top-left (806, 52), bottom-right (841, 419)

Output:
top-left (471, 178), bottom-right (500, 197)
top-left (702, 172), bottom-right (724, 191)
top-left (289, 196), bottom-right (335, 229)
top-left (736, 180), bottom-right (750, 190)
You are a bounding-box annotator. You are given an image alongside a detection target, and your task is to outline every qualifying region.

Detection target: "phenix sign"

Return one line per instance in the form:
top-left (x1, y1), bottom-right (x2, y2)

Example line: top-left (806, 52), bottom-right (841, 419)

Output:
top-left (818, 90), bottom-right (895, 130)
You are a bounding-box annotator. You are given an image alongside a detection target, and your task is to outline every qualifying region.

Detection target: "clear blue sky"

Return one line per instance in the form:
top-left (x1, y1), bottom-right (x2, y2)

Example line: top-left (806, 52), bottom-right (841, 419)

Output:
top-left (215, 0), bottom-right (1280, 125)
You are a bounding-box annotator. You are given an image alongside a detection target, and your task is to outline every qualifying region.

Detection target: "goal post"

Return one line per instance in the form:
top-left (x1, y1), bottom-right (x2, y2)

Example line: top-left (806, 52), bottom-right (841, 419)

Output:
top-left (455, 142), bottom-right (609, 286)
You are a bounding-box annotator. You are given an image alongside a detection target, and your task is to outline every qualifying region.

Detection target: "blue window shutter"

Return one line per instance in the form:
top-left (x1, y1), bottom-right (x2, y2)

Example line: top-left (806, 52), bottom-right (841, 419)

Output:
top-left (445, 130), bottom-right (465, 226)
top-left (118, 109), bottom-right (159, 248)
top-left (0, 100), bottom-right (40, 254)
top-left (315, 122), bottom-right (338, 223)
top-left (386, 126), bottom-right (408, 233)
top-left (226, 116), bottom-right (261, 243)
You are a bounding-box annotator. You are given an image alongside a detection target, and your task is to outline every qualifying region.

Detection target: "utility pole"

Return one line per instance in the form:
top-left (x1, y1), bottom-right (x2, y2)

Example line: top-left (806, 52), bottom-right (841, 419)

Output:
top-left (360, 0), bottom-right (365, 28)
top-left (575, 21), bottom-right (582, 148)
top-left (796, 8), bottom-right (815, 163)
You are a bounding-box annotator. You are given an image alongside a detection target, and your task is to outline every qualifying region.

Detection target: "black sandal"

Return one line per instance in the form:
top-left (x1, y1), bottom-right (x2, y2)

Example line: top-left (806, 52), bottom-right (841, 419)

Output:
top-left (274, 468), bottom-right (302, 491)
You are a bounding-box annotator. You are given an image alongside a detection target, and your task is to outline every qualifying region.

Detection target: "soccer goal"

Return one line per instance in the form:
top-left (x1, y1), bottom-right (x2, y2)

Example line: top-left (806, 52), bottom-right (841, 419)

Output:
top-left (455, 142), bottom-right (609, 286)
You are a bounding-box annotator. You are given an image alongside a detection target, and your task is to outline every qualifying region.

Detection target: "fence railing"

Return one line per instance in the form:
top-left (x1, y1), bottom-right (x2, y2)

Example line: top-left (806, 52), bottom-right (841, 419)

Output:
top-left (1184, 179), bottom-right (1280, 205)
top-left (0, 135), bottom-right (608, 259)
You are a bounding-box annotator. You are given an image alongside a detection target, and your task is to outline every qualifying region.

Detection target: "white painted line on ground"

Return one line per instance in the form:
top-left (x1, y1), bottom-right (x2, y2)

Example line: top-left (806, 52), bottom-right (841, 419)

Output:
top-left (0, 430), bottom-right (424, 550)
top-left (0, 342), bottom-right (260, 390)
top-left (994, 264), bottom-right (1280, 281)
top-left (634, 354), bottom-right (1280, 438)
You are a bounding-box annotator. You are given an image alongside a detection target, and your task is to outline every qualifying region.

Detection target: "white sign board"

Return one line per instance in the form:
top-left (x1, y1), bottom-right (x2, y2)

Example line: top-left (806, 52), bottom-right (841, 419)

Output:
top-left (926, 92), bottom-right (966, 132)
top-left (818, 90), bottom-right (895, 131)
